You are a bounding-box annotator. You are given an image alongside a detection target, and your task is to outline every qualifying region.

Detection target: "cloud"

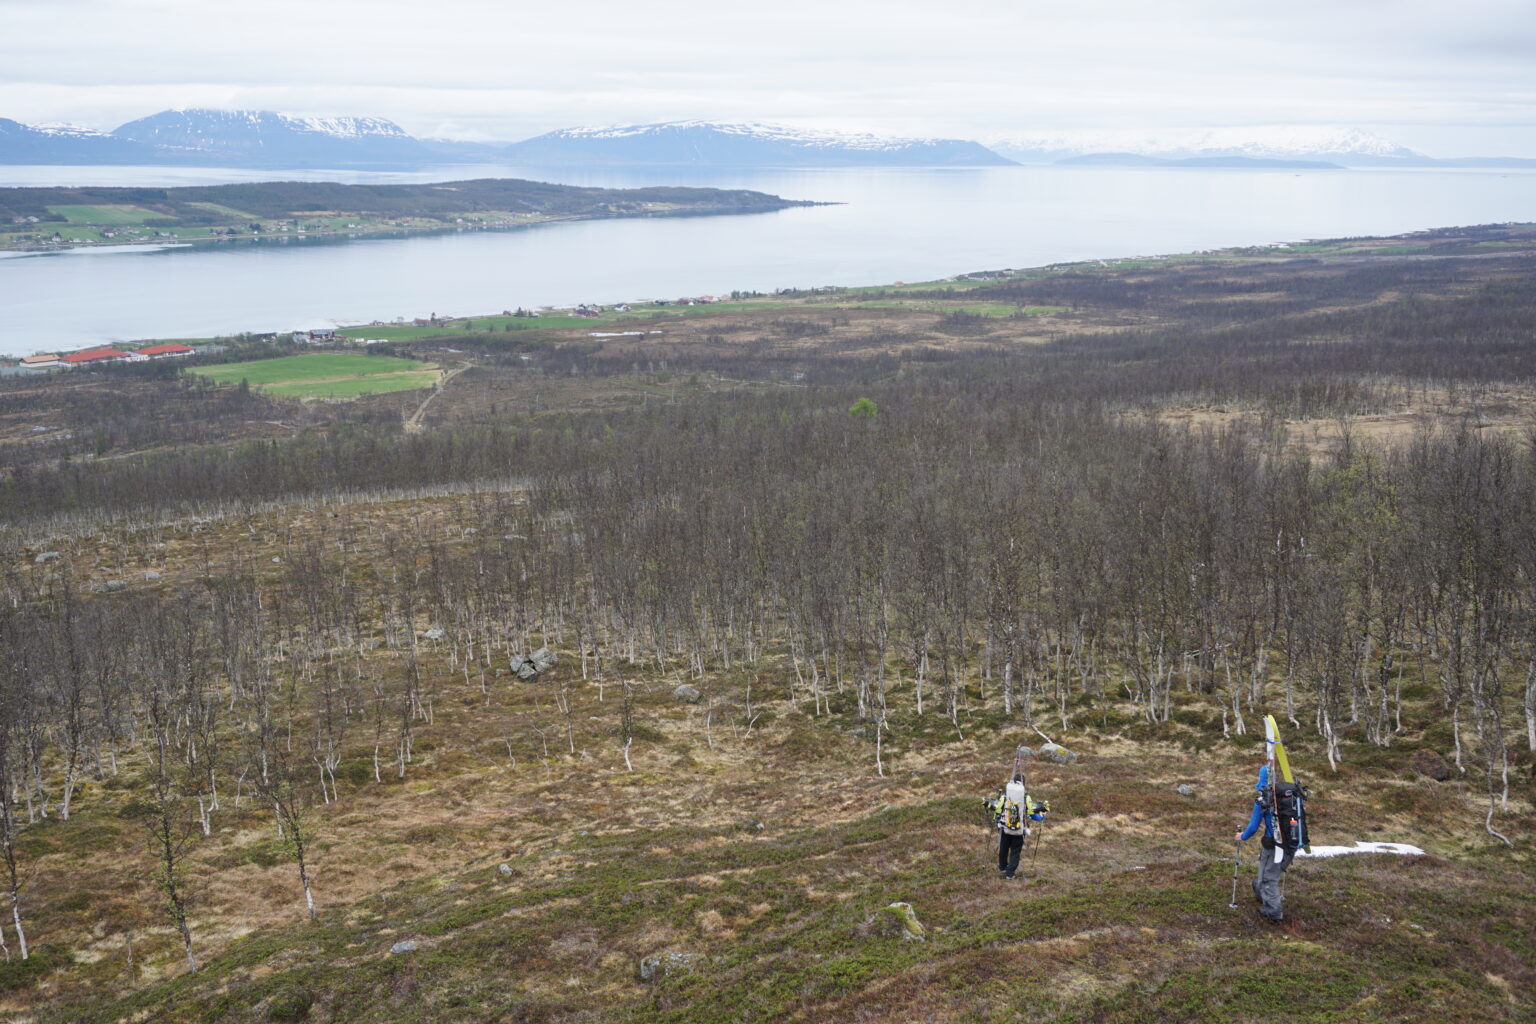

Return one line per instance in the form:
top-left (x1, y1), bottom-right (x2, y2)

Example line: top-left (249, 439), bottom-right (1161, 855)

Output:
top-left (0, 0), bottom-right (1531, 154)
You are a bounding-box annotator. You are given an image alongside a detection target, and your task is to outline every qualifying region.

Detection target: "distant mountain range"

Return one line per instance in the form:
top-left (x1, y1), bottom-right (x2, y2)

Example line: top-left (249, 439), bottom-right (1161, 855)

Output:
top-left (0, 111), bottom-right (1014, 169)
top-left (3, 111), bottom-right (1533, 170)
top-left (989, 126), bottom-right (1536, 168)
top-left (498, 120), bottom-right (1014, 167)
top-left (1055, 153), bottom-right (1343, 170)
top-left (114, 109), bottom-right (435, 166)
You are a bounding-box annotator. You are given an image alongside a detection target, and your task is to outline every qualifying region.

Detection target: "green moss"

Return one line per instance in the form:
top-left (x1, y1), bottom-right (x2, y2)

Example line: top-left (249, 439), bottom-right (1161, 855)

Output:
top-left (0, 945), bottom-right (72, 992)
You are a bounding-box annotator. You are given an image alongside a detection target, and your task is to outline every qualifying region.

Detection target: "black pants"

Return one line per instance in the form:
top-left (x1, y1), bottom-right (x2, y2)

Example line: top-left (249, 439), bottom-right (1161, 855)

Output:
top-left (998, 831), bottom-right (1025, 876)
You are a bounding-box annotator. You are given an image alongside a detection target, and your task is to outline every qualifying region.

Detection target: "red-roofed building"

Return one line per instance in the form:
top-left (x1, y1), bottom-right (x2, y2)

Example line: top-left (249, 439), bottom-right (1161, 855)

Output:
top-left (59, 348), bottom-right (131, 366)
top-left (136, 344), bottom-right (196, 359)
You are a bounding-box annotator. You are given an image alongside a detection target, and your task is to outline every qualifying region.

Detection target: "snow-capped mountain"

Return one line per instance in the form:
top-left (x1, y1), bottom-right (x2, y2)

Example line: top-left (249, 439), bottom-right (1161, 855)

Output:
top-left (991, 126), bottom-right (1426, 165)
top-left (111, 109), bottom-right (432, 167)
top-left (0, 117), bottom-right (156, 164)
top-left (502, 120), bottom-right (1016, 167)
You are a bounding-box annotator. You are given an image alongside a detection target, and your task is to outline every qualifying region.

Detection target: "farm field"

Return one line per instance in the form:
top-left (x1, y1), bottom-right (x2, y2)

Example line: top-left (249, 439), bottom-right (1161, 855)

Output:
top-left (187, 351), bottom-right (439, 398)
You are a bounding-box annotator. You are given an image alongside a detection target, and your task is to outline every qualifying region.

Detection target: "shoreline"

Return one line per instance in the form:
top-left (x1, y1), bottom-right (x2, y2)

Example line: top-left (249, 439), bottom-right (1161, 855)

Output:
top-left (0, 202), bottom-right (818, 254)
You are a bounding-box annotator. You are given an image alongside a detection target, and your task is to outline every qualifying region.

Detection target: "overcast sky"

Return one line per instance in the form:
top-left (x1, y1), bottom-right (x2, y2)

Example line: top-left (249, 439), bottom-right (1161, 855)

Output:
top-left (3, 0), bottom-right (1534, 156)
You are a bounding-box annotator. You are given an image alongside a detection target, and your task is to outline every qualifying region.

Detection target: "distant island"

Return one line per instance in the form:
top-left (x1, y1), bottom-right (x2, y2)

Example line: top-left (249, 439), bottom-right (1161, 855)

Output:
top-left (1055, 152), bottom-right (1342, 170)
top-left (0, 177), bottom-right (816, 250)
top-left (498, 120), bottom-right (1015, 167)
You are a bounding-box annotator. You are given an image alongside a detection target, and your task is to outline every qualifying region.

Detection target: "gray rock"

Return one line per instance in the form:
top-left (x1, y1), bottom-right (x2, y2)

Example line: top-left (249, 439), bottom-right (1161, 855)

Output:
top-left (497, 863), bottom-right (515, 877)
top-left (1176, 784), bottom-right (1196, 797)
top-left (1015, 745), bottom-right (1036, 759)
top-left (462, 527), bottom-right (479, 536)
top-left (673, 684), bottom-right (702, 704)
top-left (34, 552), bottom-right (60, 564)
top-left (876, 902), bottom-right (926, 942)
top-left (389, 940), bottom-right (419, 955)
top-left (93, 580), bottom-right (127, 594)
top-left (1040, 742), bottom-right (1078, 764)
top-left (638, 951), bottom-right (703, 982)
top-left (144, 571), bottom-right (162, 581)
top-left (422, 627), bottom-right (446, 641)
top-left (510, 647), bottom-right (558, 681)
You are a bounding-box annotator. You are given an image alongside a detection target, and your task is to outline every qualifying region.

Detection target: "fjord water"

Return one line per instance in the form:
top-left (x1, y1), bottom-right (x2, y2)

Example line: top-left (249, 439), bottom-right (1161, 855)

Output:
top-left (1, 163), bottom-right (1532, 352)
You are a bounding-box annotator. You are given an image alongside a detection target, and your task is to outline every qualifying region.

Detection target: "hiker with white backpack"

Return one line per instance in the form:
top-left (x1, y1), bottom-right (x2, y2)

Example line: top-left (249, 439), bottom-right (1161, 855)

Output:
top-left (985, 774), bottom-right (1049, 880)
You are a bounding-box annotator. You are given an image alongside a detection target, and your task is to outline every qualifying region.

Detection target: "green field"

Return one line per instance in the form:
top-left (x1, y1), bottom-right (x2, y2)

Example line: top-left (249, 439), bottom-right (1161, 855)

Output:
top-left (188, 352), bottom-right (439, 398)
top-left (45, 204), bottom-right (160, 225)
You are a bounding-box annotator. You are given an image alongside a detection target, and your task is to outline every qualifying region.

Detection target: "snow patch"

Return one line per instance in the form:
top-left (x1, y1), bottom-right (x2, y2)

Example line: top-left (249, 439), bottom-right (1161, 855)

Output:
top-left (285, 115), bottom-right (409, 139)
top-left (1295, 841), bottom-right (1426, 859)
top-left (32, 123), bottom-right (112, 138)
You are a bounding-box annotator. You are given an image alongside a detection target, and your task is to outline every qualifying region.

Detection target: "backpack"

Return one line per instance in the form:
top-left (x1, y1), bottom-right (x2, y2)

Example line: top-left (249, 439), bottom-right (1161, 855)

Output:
top-left (1000, 797), bottom-right (1023, 832)
top-left (988, 792), bottom-right (1024, 833)
top-left (1272, 780), bottom-right (1309, 851)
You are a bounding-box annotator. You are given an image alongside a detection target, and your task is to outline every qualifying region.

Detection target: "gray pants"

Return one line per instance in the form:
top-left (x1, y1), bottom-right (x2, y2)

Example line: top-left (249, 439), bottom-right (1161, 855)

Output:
top-left (1253, 842), bottom-right (1294, 919)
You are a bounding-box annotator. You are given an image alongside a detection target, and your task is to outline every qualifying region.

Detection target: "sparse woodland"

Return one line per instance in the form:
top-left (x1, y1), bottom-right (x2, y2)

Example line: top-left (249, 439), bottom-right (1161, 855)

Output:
top-left (1, 225), bottom-right (1533, 1022)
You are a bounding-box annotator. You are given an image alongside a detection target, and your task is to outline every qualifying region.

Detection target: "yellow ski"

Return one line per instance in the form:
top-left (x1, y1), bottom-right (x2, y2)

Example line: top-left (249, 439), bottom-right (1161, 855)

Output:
top-left (1265, 714), bottom-right (1308, 852)
top-left (1264, 714), bottom-right (1294, 784)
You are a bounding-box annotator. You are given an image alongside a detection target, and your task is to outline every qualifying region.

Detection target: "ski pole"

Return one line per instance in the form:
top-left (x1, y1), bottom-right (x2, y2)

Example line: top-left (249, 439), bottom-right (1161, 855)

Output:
top-left (1028, 820), bottom-right (1045, 878)
top-left (1227, 839), bottom-right (1241, 909)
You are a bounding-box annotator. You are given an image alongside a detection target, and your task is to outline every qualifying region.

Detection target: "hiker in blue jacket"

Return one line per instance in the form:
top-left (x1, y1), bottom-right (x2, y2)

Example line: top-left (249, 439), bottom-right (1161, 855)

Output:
top-left (1235, 765), bottom-right (1292, 922)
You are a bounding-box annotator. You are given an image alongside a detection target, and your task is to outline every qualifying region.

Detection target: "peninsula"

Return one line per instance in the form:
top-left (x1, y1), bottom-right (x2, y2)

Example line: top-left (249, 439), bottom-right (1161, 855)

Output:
top-left (0, 177), bottom-right (815, 250)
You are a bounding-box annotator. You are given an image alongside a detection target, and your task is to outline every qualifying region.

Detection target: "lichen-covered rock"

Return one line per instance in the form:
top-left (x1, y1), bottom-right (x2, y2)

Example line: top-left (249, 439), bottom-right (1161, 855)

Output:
top-left (673, 684), bottom-right (702, 704)
top-left (1040, 742), bottom-right (1078, 764)
top-left (877, 902), bottom-right (926, 942)
top-left (1176, 784), bottom-right (1196, 797)
top-left (34, 552), bottom-right (60, 564)
top-left (389, 940), bottom-right (419, 955)
top-left (497, 863), bottom-right (515, 877)
top-left (1015, 745), bottom-right (1036, 759)
top-left (422, 627), bottom-right (446, 641)
top-left (1408, 749), bottom-right (1453, 782)
top-left (638, 951), bottom-right (704, 982)
top-left (93, 580), bottom-right (127, 594)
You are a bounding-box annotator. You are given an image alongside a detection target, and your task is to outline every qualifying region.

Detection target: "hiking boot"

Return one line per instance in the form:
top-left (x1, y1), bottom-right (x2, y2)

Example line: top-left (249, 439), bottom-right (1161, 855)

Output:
top-left (1260, 910), bottom-right (1283, 923)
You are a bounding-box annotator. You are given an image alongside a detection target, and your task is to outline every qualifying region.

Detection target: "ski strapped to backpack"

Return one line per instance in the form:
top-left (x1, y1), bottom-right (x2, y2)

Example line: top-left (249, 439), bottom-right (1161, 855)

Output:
top-left (1264, 714), bottom-right (1311, 853)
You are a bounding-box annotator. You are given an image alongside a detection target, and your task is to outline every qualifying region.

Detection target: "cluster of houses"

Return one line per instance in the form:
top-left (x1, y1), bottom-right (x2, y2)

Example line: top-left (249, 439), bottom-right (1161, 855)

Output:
top-left (3, 343), bottom-right (197, 375)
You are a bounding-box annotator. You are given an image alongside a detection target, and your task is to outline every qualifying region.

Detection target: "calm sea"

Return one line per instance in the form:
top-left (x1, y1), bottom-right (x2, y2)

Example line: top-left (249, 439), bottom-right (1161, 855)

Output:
top-left (1, 162), bottom-right (1532, 353)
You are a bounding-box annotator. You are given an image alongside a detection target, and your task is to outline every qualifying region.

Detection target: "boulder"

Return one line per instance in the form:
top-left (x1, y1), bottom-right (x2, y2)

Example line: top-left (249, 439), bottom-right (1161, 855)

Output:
top-left (93, 580), bottom-right (127, 594)
top-left (34, 552), bottom-right (60, 564)
top-left (144, 571), bottom-right (162, 581)
top-left (638, 951), bottom-right (704, 982)
top-left (1176, 784), bottom-right (1196, 797)
top-left (422, 627), bottom-right (446, 641)
top-left (497, 863), bottom-right (516, 877)
top-left (1408, 749), bottom-right (1453, 782)
top-left (389, 940), bottom-right (419, 955)
top-left (1040, 742), bottom-right (1078, 764)
top-left (875, 902), bottom-right (926, 942)
top-left (1015, 745), bottom-right (1037, 759)
top-left (673, 684), bottom-right (702, 704)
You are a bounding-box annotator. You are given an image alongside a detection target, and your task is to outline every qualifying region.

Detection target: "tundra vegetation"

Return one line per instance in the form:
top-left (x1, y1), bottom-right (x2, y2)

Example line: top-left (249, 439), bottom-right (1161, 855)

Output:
top-left (0, 223), bottom-right (1533, 1023)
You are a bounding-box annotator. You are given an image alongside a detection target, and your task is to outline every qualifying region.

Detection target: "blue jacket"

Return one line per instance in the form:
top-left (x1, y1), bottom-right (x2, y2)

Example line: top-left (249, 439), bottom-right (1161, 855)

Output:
top-left (1238, 766), bottom-right (1274, 842)
top-left (1239, 799), bottom-right (1274, 842)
